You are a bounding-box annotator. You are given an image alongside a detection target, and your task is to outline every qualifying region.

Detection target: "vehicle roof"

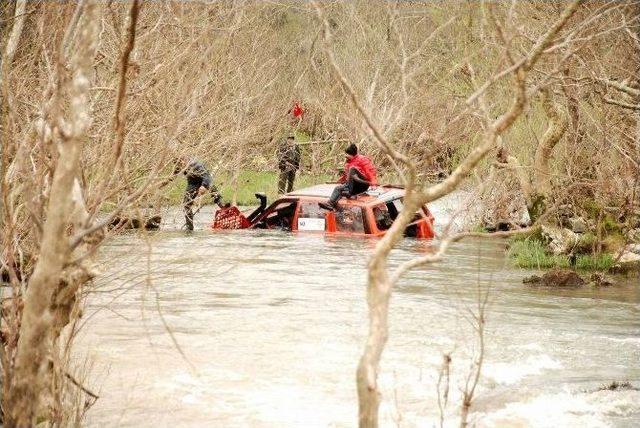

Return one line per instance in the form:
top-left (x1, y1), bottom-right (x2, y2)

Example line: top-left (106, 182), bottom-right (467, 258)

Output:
top-left (287, 184), bottom-right (405, 206)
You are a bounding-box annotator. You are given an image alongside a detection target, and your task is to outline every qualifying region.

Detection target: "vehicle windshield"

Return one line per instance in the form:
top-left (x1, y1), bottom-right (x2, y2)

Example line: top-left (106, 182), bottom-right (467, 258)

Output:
top-left (371, 197), bottom-right (428, 232)
top-left (255, 200), bottom-right (297, 230)
top-left (371, 198), bottom-right (403, 231)
top-left (372, 204), bottom-right (394, 231)
top-left (335, 206), bottom-right (365, 233)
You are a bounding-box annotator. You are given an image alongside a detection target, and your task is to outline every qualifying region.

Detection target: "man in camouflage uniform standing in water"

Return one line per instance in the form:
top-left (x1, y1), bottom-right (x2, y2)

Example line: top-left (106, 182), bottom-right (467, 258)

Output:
top-left (177, 157), bottom-right (221, 231)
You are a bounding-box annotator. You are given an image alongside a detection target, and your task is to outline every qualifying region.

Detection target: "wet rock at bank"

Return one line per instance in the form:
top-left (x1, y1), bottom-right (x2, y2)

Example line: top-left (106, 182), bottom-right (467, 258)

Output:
top-left (589, 272), bottom-right (614, 287)
top-left (523, 269), bottom-right (586, 287)
top-left (613, 247), bottom-right (640, 273)
top-left (541, 225), bottom-right (579, 255)
top-left (567, 216), bottom-right (588, 234)
top-left (581, 381), bottom-right (640, 394)
top-left (597, 381), bottom-right (639, 391)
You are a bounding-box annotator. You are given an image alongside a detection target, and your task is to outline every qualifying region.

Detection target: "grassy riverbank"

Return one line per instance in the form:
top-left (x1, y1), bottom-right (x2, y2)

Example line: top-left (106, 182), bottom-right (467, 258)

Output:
top-left (166, 170), bottom-right (333, 206)
top-left (508, 239), bottom-right (615, 271)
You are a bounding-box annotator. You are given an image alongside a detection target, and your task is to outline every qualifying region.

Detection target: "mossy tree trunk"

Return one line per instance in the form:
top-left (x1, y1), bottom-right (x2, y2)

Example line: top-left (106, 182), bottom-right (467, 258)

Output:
top-left (529, 88), bottom-right (568, 222)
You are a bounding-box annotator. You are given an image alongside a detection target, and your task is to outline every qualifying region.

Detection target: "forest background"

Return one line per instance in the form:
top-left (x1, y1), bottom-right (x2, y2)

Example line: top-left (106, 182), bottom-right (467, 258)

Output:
top-left (1, 0), bottom-right (638, 426)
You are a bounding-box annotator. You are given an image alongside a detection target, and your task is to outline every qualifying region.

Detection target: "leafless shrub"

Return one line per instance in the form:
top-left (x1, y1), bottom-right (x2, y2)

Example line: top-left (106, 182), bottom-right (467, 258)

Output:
top-left (1, 0), bottom-right (637, 425)
top-left (312, 0), bottom-right (637, 426)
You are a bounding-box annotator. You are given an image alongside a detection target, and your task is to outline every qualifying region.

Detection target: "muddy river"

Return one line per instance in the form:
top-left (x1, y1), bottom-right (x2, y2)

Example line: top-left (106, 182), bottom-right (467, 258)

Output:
top-left (75, 195), bottom-right (640, 427)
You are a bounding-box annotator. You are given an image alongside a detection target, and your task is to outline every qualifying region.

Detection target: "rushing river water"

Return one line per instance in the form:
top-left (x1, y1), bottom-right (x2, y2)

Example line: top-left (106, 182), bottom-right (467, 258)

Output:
top-left (75, 194), bottom-right (640, 427)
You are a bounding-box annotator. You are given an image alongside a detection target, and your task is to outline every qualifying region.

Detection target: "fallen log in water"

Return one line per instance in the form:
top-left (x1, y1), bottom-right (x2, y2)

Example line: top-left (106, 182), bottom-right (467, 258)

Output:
top-left (108, 215), bottom-right (162, 230)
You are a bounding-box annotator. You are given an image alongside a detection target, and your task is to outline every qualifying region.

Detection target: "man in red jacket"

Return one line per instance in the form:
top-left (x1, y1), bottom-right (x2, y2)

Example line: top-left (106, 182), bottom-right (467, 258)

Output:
top-left (319, 143), bottom-right (377, 211)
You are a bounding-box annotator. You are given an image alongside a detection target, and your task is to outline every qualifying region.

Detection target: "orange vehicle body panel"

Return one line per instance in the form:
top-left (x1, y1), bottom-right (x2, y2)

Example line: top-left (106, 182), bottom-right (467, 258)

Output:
top-left (210, 184), bottom-right (435, 239)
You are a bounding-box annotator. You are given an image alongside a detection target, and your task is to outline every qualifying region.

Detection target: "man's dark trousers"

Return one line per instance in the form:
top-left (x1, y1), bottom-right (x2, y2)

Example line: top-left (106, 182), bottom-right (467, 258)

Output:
top-left (278, 169), bottom-right (296, 194)
top-left (328, 167), bottom-right (369, 205)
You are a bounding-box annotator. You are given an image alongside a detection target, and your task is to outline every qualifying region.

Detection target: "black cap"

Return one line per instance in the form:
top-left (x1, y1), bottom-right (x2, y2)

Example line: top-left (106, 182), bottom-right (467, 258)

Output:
top-left (345, 143), bottom-right (358, 156)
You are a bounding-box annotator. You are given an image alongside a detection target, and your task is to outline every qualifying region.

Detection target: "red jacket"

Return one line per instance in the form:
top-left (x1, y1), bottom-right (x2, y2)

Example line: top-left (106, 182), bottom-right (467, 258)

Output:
top-left (339, 154), bottom-right (377, 185)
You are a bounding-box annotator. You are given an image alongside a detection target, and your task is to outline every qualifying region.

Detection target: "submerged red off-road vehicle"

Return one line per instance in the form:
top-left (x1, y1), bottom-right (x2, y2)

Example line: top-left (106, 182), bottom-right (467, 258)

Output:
top-left (210, 184), bottom-right (435, 239)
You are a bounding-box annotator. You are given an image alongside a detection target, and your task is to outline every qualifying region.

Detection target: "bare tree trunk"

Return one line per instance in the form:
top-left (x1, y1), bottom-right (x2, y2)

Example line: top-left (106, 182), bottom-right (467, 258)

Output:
top-left (636, 109), bottom-right (640, 165)
top-left (6, 4), bottom-right (99, 425)
top-left (636, 0), bottom-right (640, 166)
top-left (7, 123), bottom-right (78, 427)
top-left (504, 154), bottom-right (534, 206)
top-left (0, 0), bottom-right (27, 87)
top-left (357, 193), bottom-right (422, 427)
top-left (561, 66), bottom-right (583, 147)
top-left (1, 0), bottom-right (28, 232)
top-left (533, 88), bottom-right (568, 196)
top-left (314, 1), bottom-right (584, 425)
top-left (529, 88), bottom-right (568, 222)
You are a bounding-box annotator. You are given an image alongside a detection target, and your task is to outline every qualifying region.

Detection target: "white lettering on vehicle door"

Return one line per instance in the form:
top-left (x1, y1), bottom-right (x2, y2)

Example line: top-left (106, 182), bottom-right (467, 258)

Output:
top-left (297, 217), bottom-right (325, 231)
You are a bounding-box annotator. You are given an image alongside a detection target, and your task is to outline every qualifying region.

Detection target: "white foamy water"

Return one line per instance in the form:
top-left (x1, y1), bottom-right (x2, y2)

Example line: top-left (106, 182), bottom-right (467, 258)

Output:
top-left (483, 354), bottom-right (563, 385)
top-left (478, 389), bottom-right (640, 428)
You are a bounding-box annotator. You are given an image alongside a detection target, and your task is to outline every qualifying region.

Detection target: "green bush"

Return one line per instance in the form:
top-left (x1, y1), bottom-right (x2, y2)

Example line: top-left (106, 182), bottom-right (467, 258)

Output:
top-left (582, 199), bottom-right (602, 218)
top-left (508, 240), bottom-right (570, 269)
top-left (575, 253), bottom-right (615, 270)
top-left (508, 238), bottom-right (615, 271)
top-left (510, 228), bottom-right (544, 243)
top-left (602, 214), bottom-right (621, 234)
top-left (575, 232), bottom-right (596, 254)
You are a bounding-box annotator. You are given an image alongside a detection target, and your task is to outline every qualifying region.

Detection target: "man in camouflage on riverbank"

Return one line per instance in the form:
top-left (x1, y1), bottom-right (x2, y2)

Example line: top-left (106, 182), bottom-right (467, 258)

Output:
top-left (276, 134), bottom-right (301, 194)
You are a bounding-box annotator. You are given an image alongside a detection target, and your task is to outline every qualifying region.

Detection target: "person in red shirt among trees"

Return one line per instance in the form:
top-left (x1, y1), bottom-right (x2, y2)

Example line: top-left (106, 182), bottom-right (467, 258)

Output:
top-left (319, 143), bottom-right (377, 211)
